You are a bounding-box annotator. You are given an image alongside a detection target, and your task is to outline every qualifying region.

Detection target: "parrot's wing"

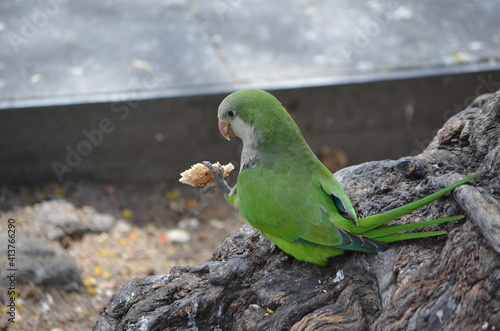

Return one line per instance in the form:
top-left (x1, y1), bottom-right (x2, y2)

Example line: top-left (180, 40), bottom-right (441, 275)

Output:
top-left (315, 168), bottom-right (358, 225)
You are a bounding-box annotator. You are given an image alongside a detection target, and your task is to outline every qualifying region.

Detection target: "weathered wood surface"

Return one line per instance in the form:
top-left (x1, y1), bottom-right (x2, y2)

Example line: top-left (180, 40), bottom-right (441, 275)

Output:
top-left (94, 91), bottom-right (500, 331)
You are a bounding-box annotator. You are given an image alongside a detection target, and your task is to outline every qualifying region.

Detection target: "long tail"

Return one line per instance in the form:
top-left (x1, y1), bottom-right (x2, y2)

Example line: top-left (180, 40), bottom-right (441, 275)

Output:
top-left (364, 215), bottom-right (463, 243)
top-left (353, 171), bottom-right (486, 243)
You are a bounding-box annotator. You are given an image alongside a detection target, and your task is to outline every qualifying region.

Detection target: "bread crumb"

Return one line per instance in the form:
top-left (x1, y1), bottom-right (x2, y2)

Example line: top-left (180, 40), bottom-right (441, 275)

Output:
top-left (179, 162), bottom-right (234, 186)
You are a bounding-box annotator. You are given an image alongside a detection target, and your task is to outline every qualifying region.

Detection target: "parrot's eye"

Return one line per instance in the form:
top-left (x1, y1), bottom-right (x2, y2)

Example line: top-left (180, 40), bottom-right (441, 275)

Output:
top-left (227, 110), bottom-right (236, 119)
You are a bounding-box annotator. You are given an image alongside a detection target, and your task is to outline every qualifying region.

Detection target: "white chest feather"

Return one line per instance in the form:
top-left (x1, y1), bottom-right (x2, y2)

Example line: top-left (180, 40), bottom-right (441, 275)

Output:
top-left (231, 117), bottom-right (263, 170)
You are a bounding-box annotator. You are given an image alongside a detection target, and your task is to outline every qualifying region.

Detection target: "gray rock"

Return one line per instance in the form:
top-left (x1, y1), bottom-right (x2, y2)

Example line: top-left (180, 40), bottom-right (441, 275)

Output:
top-left (31, 199), bottom-right (116, 240)
top-left (0, 231), bottom-right (81, 291)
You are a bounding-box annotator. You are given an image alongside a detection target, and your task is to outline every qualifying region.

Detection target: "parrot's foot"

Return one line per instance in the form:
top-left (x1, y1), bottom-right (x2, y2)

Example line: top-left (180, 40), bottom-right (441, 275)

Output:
top-left (202, 161), bottom-right (232, 195)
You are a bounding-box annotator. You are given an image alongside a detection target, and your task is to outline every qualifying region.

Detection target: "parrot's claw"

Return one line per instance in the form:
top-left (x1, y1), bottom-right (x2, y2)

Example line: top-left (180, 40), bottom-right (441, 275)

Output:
top-left (202, 161), bottom-right (232, 195)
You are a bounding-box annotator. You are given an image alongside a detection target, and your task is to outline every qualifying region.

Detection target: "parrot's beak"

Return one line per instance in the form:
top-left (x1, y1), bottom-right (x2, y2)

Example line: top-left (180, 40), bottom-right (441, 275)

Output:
top-left (218, 120), bottom-right (235, 141)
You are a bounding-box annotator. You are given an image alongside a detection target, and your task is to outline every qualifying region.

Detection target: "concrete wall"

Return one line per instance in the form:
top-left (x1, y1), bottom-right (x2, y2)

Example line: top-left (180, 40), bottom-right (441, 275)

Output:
top-left (1, 69), bottom-right (499, 184)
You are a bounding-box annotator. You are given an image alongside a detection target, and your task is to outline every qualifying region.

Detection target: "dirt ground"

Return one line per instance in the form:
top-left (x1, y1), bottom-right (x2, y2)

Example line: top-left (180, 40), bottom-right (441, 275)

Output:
top-left (0, 180), bottom-right (245, 330)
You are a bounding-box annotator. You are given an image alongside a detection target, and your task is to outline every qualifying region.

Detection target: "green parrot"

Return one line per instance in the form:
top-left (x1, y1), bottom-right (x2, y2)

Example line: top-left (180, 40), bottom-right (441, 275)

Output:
top-left (203, 88), bottom-right (482, 265)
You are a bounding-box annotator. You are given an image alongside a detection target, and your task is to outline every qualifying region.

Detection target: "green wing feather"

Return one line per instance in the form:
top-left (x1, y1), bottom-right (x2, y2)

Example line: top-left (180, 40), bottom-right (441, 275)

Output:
top-left (316, 164), bottom-right (358, 225)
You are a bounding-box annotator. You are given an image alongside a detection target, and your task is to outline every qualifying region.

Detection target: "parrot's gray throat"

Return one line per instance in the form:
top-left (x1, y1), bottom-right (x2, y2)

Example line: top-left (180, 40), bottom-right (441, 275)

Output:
top-left (240, 127), bottom-right (263, 170)
top-left (241, 145), bottom-right (262, 170)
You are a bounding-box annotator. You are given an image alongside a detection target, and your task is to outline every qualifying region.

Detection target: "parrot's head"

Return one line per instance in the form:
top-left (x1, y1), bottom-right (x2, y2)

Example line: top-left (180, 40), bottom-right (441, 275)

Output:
top-left (217, 89), bottom-right (303, 149)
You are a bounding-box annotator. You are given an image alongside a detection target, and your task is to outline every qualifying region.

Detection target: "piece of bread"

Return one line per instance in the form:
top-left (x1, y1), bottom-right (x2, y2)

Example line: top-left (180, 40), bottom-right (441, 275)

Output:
top-left (179, 162), bottom-right (234, 186)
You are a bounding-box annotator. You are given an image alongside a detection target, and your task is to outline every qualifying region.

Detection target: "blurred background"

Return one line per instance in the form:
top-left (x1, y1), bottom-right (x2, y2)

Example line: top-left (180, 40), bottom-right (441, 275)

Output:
top-left (1, 0), bottom-right (500, 329)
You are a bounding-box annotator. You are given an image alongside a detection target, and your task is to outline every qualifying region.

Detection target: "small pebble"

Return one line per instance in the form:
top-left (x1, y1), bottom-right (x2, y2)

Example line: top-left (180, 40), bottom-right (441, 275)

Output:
top-left (167, 229), bottom-right (191, 243)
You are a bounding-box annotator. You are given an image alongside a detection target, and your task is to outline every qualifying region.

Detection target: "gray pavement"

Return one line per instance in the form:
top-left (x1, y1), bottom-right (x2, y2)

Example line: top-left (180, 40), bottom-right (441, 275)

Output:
top-left (1, 0), bottom-right (500, 108)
